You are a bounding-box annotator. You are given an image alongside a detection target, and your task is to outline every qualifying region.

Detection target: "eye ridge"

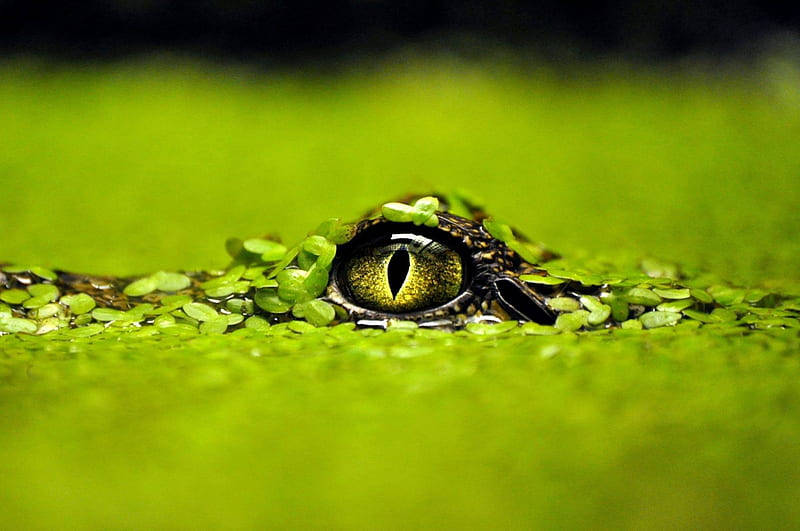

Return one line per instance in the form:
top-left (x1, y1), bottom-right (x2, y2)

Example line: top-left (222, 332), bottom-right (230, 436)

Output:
top-left (386, 250), bottom-right (410, 299)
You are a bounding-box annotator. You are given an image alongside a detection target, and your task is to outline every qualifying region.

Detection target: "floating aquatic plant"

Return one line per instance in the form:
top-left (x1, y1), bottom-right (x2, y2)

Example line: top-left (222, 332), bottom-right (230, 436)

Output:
top-left (1, 196), bottom-right (799, 337)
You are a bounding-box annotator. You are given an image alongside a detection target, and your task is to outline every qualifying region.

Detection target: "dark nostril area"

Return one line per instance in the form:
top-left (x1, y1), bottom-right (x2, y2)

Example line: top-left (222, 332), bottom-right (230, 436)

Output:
top-left (387, 250), bottom-right (410, 299)
top-left (493, 278), bottom-right (555, 324)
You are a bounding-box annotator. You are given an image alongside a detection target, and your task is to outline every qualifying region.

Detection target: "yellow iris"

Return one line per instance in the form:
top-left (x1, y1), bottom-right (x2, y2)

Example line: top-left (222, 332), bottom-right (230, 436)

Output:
top-left (343, 239), bottom-right (463, 313)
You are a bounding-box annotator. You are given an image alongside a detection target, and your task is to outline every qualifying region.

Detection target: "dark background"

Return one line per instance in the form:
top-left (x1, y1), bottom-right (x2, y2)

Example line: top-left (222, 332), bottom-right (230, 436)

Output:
top-left (2, 0), bottom-right (799, 61)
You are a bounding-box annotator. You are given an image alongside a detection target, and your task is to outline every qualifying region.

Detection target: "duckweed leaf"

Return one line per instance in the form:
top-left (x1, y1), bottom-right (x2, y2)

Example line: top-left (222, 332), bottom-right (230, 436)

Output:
top-left (555, 310), bottom-right (589, 332)
top-left (249, 276), bottom-right (277, 289)
top-left (27, 284), bottom-right (59, 300)
top-left (547, 297), bottom-right (580, 312)
top-left (245, 315), bottom-right (271, 333)
top-left (154, 295), bottom-right (192, 315)
top-left (204, 285), bottom-right (235, 298)
top-left (381, 202), bottom-right (415, 223)
top-left (302, 236), bottom-right (336, 268)
top-left (621, 319), bottom-right (643, 330)
top-left (708, 285), bottom-right (746, 306)
top-left (34, 317), bottom-right (56, 334)
top-left (544, 269), bottom-right (586, 282)
top-left (751, 291), bottom-right (780, 308)
top-left (169, 311), bottom-right (196, 327)
top-left (205, 281), bottom-right (237, 297)
top-left (302, 235), bottom-right (331, 255)
top-left (132, 303), bottom-right (154, 315)
top-left (519, 322), bottom-right (561, 335)
top-left (154, 271), bottom-right (191, 292)
top-left (520, 274), bottom-right (565, 286)
top-left (690, 289), bottom-right (714, 304)
top-left (30, 266), bottom-right (57, 281)
top-left (640, 311), bottom-right (681, 329)
top-left (2, 265), bottom-right (28, 273)
top-left (579, 295), bottom-right (604, 313)
top-left (226, 298), bottom-right (254, 315)
top-left (710, 308), bottom-right (738, 322)
top-left (625, 287), bottom-right (662, 306)
top-left (303, 264), bottom-right (329, 299)
top-left (411, 196), bottom-right (439, 227)
top-left (201, 265), bottom-right (246, 290)
top-left (297, 250), bottom-right (316, 271)
top-left (91, 308), bottom-right (127, 322)
top-left (183, 302), bottom-right (219, 322)
top-left (200, 277), bottom-right (229, 292)
top-left (292, 299), bottom-right (336, 327)
top-left (64, 323), bottom-right (104, 338)
top-left (23, 295), bottom-right (51, 309)
top-left (202, 278), bottom-right (248, 298)
top-left (124, 275), bottom-right (159, 297)
top-left (588, 306), bottom-right (611, 326)
top-left (653, 288), bottom-right (691, 299)
top-left (200, 316), bottom-right (228, 334)
top-left (243, 266), bottom-right (268, 280)
top-left (580, 296), bottom-right (611, 325)
top-left (153, 314), bottom-right (176, 328)
top-left (62, 293), bottom-right (96, 315)
top-left (314, 218), bottom-right (356, 244)
top-left (683, 309), bottom-right (714, 323)
top-left (0, 316), bottom-right (38, 334)
top-left (605, 293), bottom-right (629, 321)
top-left (482, 219), bottom-right (514, 242)
top-left (73, 313), bottom-right (93, 326)
top-left (752, 318), bottom-right (798, 329)
top-left (276, 269), bottom-right (309, 304)
top-left (244, 239), bottom-right (288, 262)
top-left (35, 303), bottom-right (61, 319)
top-left (266, 246), bottom-right (300, 279)
top-left (226, 314), bottom-right (244, 326)
top-left (244, 238), bottom-right (282, 255)
top-left (254, 288), bottom-right (291, 314)
top-left (1, 289), bottom-right (30, 304)
top-left (288, 320), bottom-right (317, 334)
top-left (657, 299), bottom-right (694, 313)
top-left (575, 274), bottom-right (605, 287)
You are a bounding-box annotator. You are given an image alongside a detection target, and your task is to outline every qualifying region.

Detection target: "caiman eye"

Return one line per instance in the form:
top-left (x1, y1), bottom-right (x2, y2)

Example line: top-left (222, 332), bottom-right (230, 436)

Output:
top-left (339, 231), bottom-right (465, 313)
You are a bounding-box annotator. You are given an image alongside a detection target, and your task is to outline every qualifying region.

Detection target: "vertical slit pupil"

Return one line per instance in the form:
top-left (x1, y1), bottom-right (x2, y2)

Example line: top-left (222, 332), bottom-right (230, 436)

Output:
top-left (387, 250), bottom-right (410, 299)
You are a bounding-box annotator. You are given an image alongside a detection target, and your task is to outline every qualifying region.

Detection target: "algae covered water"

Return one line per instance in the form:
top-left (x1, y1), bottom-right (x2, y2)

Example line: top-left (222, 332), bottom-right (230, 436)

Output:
top-left (1, 60), bottom-right (800, 528)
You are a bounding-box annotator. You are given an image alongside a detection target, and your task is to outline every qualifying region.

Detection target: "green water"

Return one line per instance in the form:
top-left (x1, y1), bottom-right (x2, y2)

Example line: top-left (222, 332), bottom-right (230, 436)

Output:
top-left (1, 59), bottom-right (799, 528)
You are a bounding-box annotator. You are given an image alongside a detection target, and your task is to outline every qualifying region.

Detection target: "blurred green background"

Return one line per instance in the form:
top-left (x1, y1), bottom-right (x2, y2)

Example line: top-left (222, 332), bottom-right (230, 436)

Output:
top-left (2, 56), bottom-right (800, 529)
top-left (2, 59), bottom-right (799, 284)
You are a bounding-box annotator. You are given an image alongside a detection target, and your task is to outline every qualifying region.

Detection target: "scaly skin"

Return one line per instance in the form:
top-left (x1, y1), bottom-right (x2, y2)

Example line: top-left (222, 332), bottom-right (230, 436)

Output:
top-left (1, 193), bottom-right (798, 335)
